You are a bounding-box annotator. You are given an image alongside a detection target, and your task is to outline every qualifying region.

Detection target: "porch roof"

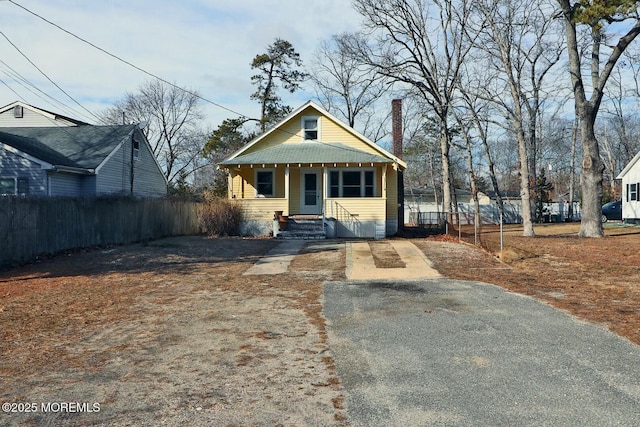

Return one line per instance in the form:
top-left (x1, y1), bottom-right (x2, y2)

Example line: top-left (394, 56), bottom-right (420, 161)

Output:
top-left (219, 142), bottom-right (393, 167)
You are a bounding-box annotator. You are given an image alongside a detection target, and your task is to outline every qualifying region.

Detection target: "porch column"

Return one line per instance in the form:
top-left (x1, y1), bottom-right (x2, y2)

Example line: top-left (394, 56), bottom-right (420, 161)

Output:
top-left (285, 166), bottom-right (290, 215)
top-left (323, 166), bottom-right (328, 216)
top-left (382, 165), bottom-right (387, 199)
top-left (228, 170), bottom-right (235, 198)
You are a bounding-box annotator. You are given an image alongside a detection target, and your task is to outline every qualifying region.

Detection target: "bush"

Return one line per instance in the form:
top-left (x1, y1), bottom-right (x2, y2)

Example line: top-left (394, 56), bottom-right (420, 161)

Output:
top-left (199, 195), bottom-right (243, 237)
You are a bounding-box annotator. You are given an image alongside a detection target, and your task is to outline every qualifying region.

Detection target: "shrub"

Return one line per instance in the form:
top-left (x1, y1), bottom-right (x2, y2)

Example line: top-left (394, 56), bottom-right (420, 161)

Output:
top-left (199, 195), bottom-right (243, 237)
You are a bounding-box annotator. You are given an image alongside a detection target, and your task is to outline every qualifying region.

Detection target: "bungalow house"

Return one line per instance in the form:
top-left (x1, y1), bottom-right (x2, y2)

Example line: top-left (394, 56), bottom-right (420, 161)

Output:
top-left (219, 101), bottom-right (407, 238)
top-left (616, 150), bottom-right (640, 223)
top-left (0, 124), bottom-right (167, 197)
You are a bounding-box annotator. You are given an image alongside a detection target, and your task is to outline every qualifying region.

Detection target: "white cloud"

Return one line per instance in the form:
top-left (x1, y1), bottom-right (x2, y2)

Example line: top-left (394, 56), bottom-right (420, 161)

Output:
top-left (0, 0), bottom-right (362, 128)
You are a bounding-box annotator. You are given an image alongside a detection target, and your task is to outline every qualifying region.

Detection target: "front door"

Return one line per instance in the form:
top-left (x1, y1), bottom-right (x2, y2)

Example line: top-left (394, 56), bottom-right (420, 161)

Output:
top-left (301, 170), bottom-right (321, 215)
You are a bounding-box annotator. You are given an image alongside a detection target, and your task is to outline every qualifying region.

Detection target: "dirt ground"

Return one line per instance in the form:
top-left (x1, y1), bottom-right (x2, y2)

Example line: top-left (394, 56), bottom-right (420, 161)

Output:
top-left (0, 238), bottom-right (347, 426)
top-left (1, 222), bottom-right (639, 425)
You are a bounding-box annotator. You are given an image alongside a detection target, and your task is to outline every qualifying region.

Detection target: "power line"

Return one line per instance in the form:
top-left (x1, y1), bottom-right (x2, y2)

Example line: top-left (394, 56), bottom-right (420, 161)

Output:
top-left (0, 30), bottom-right (106, 124)
top-left (7, 0), bottom-right (250, 121)
top-left (0, 59), bottom-right (100, 123)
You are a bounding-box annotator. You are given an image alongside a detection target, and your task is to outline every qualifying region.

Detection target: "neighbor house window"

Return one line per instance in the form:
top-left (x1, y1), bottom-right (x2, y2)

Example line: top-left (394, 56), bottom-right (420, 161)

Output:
top-left (629, 183), bottom-right (639, 201)
top-left (256, 170), bottom-right (274, 197)
top-left (132, 139), bottom-right (140, 161)
top-left (0, 178), bottom-right (15, 195)
top-left (328, 169), bottom-right (376, 197)
top-left (17, 178), bottom-right (29, 195)
top-left (13, 105), bottom-right (23, 118)
top-left (302, 117), bottom-right (319, 140)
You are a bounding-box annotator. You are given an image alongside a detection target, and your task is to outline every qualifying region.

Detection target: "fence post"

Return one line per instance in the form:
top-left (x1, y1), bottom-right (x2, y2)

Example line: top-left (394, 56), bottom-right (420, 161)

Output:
top-left (499, 209), bottom-right (504, 253)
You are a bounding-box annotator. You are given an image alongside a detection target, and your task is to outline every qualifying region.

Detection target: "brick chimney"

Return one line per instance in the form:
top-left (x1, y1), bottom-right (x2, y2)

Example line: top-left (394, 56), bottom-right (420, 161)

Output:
top-left (391, 99), bottom-right (404, 233)
top-left (391, 98), bottom-right (403, 159)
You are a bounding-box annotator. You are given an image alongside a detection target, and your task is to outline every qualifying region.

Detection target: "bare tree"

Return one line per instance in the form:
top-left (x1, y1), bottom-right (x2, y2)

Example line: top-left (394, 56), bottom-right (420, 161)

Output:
top-left (556, 0), bottom-right (640, 237)
top-left (352, 0), bottom-right (476, 224)
top-left (101, 80), bottom-right (206, 184)
top-left (468, 0), bottom-right (563, 236)
top-left (310, 32), bottom-right (389, 139)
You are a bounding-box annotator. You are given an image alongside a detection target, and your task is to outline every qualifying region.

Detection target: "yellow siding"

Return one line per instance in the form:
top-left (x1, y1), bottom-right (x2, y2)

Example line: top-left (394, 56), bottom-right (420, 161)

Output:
top-left (241, 106), bottom-right (383, 156)
top-left (239, 198), bottom-right (288, 222)
top-left (325, 198), bottom-right (387, 221)
top-left (385, 165), bottom-right (399, 220)
top-left (289, 168), bottom-right (301, 214)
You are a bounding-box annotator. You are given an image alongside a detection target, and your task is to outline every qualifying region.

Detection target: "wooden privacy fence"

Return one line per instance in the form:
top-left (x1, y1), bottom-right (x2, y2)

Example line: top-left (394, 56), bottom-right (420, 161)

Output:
top-left (0, 196), bottom-right (203, 268)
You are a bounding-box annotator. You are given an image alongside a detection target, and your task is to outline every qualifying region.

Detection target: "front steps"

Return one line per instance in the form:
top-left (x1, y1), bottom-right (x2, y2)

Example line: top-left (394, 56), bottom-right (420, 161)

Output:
top-left (276, 215), bottom-right (326, 240)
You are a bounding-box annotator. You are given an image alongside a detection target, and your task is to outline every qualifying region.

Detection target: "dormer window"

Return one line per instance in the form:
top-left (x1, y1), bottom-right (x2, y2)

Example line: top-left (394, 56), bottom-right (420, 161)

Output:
top-left (13, 105), bottom-right (23, 118)
top-left (302, 117), bottom-right (319, 141)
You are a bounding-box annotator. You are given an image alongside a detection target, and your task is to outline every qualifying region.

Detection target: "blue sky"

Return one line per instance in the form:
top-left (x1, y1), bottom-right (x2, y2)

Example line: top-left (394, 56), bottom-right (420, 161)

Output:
top-left (0, 0), bottom-right (363, 129)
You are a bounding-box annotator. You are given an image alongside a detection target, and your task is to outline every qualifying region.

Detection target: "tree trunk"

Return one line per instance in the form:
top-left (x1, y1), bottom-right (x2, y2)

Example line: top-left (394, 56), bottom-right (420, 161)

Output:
top-left (579, 118), bottom-right (605, 237)
top-left (440, 126), bottom-right (453, 226)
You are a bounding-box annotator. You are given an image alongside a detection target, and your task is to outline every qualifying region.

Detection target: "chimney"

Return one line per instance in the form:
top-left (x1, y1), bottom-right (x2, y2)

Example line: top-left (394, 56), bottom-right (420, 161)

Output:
top-left (391, 99), bottom-right (404, 233)
top-left (391, 98), bottom-right (403, 159)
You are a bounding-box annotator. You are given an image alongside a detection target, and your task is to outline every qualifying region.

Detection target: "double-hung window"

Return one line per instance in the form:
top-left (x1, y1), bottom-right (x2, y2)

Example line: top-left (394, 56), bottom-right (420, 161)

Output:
top-left (329, 170), bottom-right (375, 198)
top-left (256, 170), bottom-right (274, 197)
top-left (302, 117), bottom-right (319, 141)
top-left (629, 183), bottom-right (639, 201)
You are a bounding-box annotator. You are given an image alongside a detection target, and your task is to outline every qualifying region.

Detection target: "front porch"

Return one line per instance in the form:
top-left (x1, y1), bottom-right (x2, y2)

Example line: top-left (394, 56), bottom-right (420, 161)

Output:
top-left (235, 197), bottom-right (391, 239)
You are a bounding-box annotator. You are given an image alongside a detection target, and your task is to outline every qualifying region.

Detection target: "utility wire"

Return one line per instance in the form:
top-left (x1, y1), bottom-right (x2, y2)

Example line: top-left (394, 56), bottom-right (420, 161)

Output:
top-left (0, 58), bottom-right (99, 123)
top-left (0, 30), bottom-right (106, 124)
top-left (7, 0), bottom-right (250, 120)
top-left (5, 0), bottom-right (303, 141)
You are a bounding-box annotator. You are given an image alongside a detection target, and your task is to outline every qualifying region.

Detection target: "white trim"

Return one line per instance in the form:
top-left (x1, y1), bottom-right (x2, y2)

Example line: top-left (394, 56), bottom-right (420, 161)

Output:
top-left (618, 150), bottom-right (640, 179)
top-left (254, 168), bottom-right (276, 197)
top-left (300, 168), bottom-right (322, 214)
top-left (328, 167), bottom-right (377, 198)
top-left (301, 115), bottom-right (321, 141)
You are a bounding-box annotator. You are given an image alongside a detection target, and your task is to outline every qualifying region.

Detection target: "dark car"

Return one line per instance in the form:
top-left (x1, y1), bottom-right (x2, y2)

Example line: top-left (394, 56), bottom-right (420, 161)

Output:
top-left (601, 200), bottom-right (622, 222)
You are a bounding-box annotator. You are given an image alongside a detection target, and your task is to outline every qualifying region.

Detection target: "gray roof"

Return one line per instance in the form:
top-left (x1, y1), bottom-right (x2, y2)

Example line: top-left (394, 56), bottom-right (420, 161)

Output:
top-left (220, 142), bottom-right (392, 166)
top-left (0, 125), bottom-right (137, 170)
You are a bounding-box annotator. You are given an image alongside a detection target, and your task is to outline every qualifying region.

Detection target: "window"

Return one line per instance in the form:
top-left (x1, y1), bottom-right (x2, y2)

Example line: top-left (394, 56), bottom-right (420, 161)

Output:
top-left (302, 117), bottom-right (319, 140)
top-left (329, 171), bottom-right (340, 198)
top-left (0, 178), bottom-right (15, 195)
top-left (132, 139), bottom-right (140, 161)
top-left (629, 183), bottom-right (639, 201)
top-left (1, 177), bottom-right (30, 195)
top-left (328, 169), bottom-right (376, 198)
top-left (17, 178), bottom-right (29, 196)
top-left (256, 170), bottom-right (274, 197)
top-left (13, 105), bottom-right (23, 118)
top-left (364, 171), bottom-right (374, 197)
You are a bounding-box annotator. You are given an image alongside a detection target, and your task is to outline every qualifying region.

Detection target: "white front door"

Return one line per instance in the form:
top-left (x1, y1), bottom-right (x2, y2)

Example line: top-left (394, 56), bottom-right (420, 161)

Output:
top-left (301, 170), bottom-right (321, 215)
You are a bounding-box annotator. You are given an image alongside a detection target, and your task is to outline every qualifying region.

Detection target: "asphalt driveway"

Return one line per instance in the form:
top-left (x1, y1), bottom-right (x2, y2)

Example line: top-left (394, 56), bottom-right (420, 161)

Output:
top-left (323, 278), bottom-right (640, 426)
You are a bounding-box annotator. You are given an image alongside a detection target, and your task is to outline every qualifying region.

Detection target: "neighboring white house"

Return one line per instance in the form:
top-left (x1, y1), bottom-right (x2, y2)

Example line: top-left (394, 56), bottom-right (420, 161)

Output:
top-left (617, 150), bottom-right (640, 223)
top-left (0, 101), bottom-right (90, 127)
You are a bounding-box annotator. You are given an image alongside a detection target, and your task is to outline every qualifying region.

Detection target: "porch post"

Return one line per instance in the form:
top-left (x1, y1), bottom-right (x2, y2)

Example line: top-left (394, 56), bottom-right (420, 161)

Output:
top-left (228, 170), bottom-right (235, 198)
top-left (285, 166), bottom-right (290, 215)
top-left (382, 165), bottom-right (387, 199)
top-left (322, 166), bottom-right (328, 216)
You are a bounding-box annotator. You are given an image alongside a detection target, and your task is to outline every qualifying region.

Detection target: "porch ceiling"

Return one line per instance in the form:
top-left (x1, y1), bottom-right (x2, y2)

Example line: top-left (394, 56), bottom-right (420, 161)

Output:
top-left (219, 142), bottom-right (392, 167)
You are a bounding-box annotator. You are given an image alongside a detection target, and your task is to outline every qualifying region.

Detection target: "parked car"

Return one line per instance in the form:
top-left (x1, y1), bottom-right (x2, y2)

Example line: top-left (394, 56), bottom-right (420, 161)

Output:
top-left (601, 200), bottom-right (622, 222)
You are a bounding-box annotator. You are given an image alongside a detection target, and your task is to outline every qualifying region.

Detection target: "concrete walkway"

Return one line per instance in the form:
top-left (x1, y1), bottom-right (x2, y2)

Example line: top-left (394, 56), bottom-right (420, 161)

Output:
top-left (243, 240), bottom-right (306, 275)
top-left (346, 240), bottom-right (441, 280)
